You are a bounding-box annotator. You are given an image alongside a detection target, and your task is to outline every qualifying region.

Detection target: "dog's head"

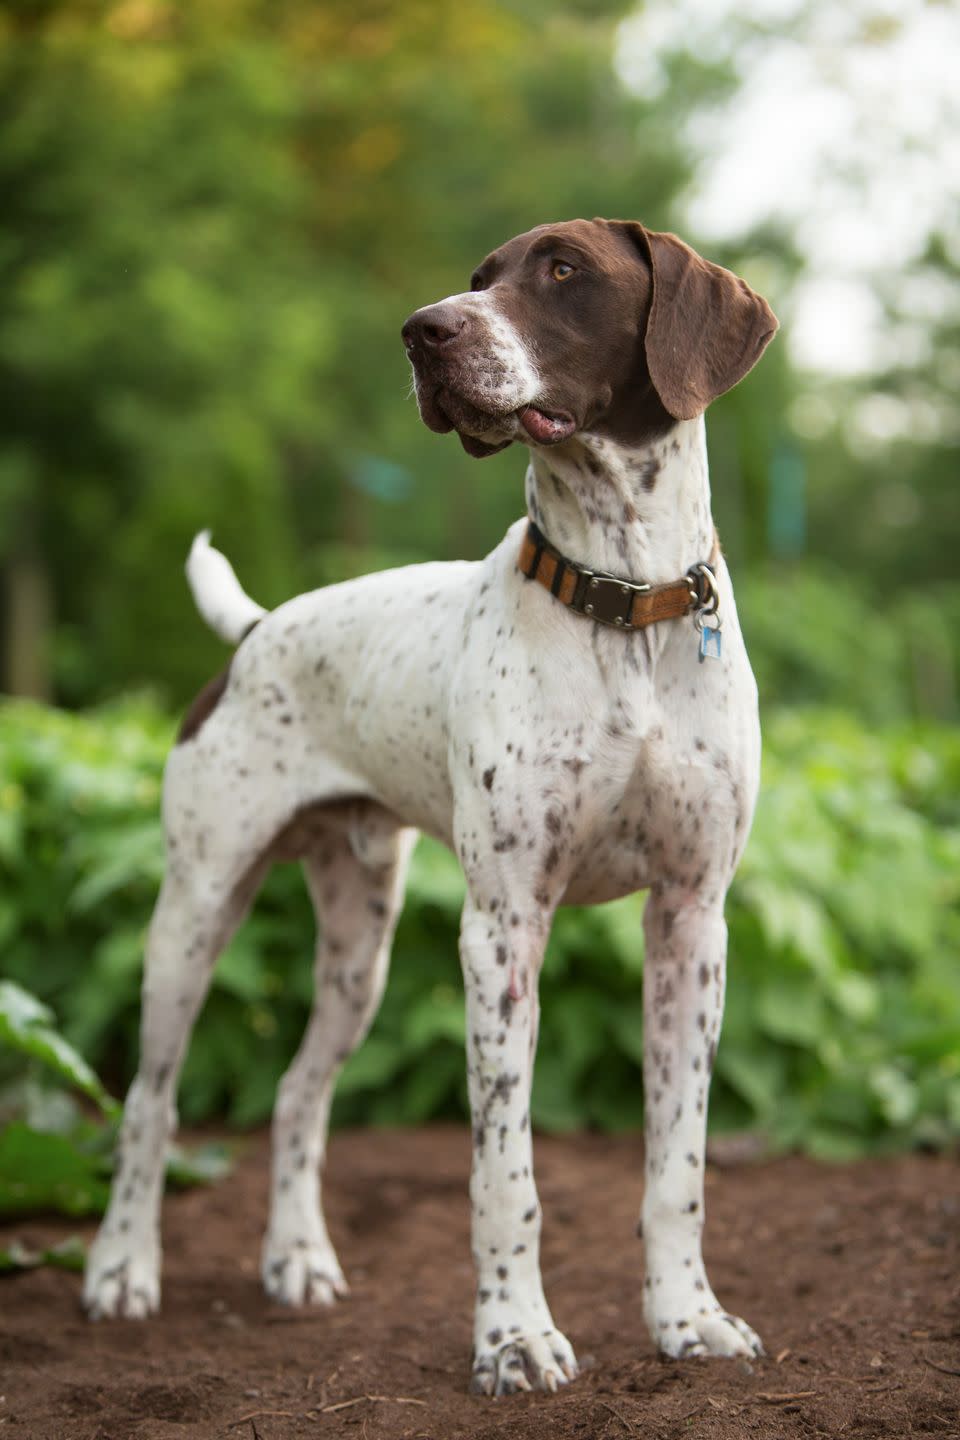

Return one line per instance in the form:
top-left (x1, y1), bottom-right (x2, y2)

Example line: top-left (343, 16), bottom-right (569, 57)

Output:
top-left (402, 219), bottom-right (777, 457)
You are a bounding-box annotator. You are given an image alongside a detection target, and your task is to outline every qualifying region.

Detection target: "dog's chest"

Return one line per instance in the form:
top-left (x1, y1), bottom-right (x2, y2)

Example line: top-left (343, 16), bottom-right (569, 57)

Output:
top-left (443, 558), bottom-right (760, 906)
top-left (530, 622), bottom-right (758, 906)
top-left (557, 718), bottom-right (739, 904)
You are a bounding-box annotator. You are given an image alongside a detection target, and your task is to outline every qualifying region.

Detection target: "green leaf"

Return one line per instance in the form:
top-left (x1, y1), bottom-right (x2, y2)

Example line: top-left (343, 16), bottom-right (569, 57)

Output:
top-left (754, 976), bottom-right (825, 1046)
top-left (337, 1036), bottom-right (405, 1094)
top-left (0, 1235), bottom-right (86, 1275)
top-left (0, 981), bottom-right (119, 1117)
top-left (868, 1064), bottom-right (918, 1128)
top-left (405, 986), bottom-right (465, 1050)
top-left (715, 1045), bottom-right (785, 1121)
top-left (398, 1048), bottom-right (462, 1122)
top-left (0, 1123), bottom-right (109, 1218)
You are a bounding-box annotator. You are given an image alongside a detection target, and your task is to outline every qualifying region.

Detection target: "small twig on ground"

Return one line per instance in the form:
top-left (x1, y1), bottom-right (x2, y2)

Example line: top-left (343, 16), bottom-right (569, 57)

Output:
top-left (310, 1366), bottom-right (340, 1410)
top-left (598, 1399), bottom-right (638, 1433)
top-left (227, 1411), bottom-right (302, 1430)
top-left (920, 1353), bottom-right (960, 1378)
top-left (321, 1395), bottom-right (428, 1413)
top-left (755, 1390), bottom-right (817, 1402)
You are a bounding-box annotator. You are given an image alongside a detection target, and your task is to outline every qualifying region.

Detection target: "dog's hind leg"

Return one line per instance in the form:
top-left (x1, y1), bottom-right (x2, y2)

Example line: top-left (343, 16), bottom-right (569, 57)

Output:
top-left (83, 854), bottom-right (263, 1319)
top-left (83, 718), bottom-right (316, 1321)
top-left (261, 807), bottom-right (416, 1306)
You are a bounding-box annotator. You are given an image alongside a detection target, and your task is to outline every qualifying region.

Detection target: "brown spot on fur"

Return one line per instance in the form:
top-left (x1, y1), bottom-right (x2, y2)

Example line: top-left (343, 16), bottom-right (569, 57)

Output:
top-left (638, 457), bottom-right (661, 492)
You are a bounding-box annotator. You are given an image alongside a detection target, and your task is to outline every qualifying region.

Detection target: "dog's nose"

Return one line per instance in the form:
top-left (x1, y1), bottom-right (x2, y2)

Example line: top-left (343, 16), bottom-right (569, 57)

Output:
top-left (402, 303), bottom-right (466, 353)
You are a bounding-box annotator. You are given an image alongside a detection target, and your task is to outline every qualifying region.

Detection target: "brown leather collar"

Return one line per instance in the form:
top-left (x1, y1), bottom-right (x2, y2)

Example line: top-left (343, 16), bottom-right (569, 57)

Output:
top-left (518, 519), bottom-right (721, 631)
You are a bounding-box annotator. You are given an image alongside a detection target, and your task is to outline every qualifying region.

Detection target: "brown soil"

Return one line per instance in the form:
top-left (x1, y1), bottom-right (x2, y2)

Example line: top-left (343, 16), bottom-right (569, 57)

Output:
top-left (1, 1129), bottom-right (958, 1440)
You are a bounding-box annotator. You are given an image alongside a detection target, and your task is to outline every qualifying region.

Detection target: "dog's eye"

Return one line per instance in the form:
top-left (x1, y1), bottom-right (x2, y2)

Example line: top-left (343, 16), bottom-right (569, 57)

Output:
top-left (552, 261), bottom-right (576, 282)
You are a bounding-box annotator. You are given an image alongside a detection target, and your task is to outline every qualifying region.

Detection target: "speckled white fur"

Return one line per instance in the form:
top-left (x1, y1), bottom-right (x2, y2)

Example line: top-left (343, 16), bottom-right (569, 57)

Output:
top-left (84, 418), bottom-right (762, 1391)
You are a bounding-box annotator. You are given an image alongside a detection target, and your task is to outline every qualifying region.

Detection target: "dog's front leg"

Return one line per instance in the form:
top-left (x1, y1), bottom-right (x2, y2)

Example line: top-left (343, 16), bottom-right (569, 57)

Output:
top-left (459, 898), bottom-right (578, 1395)
top-left (640, 886), bottom-right (763, 1358)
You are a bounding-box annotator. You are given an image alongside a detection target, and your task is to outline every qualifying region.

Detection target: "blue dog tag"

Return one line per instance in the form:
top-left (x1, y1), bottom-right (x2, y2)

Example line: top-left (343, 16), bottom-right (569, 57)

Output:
top-left (699, 626), bottom-right (722, 662)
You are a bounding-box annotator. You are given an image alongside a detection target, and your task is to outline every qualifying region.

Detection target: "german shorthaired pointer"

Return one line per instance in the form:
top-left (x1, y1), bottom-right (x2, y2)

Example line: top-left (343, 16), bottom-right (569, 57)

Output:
top-left (84, 218), bottom-right (777, 1396)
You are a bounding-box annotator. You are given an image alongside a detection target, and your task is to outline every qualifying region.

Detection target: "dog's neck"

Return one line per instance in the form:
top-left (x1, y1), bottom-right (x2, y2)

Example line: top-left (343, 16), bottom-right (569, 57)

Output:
top-left (523, 417), bottom-right (713, 585)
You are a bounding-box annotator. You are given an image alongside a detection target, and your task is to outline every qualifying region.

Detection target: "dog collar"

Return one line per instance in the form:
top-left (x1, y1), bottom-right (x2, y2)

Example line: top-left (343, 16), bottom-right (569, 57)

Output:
top-left (518, 519), bottom-right (721, 633)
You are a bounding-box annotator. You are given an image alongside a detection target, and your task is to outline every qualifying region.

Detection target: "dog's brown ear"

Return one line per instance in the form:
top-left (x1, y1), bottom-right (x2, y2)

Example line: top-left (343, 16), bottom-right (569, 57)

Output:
top-left (631, 226), bottom-right (778, 421)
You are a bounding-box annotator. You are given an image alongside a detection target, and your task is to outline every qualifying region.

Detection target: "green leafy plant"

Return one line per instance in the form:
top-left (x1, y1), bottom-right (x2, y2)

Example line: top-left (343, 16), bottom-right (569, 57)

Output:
top-left (0, 979), bottom-right (119, 1224)
top-left (0, 1235), bottom-right (86, 1275)
top-left (2, 696), bottom-right (958, 1162)
top-left (0, 953), bottom-right (231, 1264)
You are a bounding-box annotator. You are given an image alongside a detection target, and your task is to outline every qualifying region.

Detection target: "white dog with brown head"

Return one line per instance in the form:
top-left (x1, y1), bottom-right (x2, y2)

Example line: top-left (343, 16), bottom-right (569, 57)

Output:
top-left (85, 217), bottom-right (777, 1397)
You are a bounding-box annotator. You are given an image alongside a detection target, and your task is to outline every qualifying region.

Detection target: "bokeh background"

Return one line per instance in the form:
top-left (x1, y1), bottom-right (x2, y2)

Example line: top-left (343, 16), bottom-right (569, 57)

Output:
top-left (1, 0), bottom-right (959, 1219)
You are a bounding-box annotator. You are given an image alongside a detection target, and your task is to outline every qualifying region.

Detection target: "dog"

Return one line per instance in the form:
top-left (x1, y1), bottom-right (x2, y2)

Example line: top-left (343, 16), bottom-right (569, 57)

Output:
top-left (84, 217), bottom-right (777, 1396)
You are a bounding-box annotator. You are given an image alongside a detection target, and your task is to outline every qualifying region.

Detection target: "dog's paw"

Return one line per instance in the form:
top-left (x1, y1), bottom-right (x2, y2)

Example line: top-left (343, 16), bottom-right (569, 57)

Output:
top-left (261, 1236), bottom-right (348, 1307)
top-left (653, 1302), bottom-right (763, 1360)
top-left (84, 1245), bottom-right (160, 1320)
top-left (470, 1328), bottom-right (579, 1396)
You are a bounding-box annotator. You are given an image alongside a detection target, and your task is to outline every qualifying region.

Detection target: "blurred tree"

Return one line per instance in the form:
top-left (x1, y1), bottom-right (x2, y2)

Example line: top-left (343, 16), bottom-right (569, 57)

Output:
top-left (800, 228), bottom-right (960, 590)
top-left (625, 0), bottom-right (960, 680)
top-left (0, 0), bottom-right (756, 707)
top-left (0, 0), bottom-right (322, 701)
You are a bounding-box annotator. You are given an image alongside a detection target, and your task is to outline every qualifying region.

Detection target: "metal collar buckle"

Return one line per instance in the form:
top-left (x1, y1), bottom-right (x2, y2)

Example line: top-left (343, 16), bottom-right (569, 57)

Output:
top-left (686, 562), bottom-right (719, 615)
top-left (576, 570), bottom-right (651, 628)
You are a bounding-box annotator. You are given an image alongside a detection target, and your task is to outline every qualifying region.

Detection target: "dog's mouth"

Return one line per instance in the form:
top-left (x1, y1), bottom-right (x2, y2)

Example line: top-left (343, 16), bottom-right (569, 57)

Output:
top-left (422, 386), bottom-right (577, 457)
top-left (420, 389), bottom-right (510, 457)
top-left (516, 406), bottom-right (577, 445)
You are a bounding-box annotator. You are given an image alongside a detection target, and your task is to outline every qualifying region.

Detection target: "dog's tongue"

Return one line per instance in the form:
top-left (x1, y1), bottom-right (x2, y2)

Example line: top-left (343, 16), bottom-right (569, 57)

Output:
top-left (518, 406), bottom-right (576, 445)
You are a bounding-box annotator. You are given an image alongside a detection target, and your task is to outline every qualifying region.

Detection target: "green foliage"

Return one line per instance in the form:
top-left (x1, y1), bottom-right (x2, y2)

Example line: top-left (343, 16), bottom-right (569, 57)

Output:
top-left (0, 849), bottom-right (231, 1230)
top-left (738, 566), bottom-right (960, 725)
top-left (2, 696), bottom-right (957, 1156)
top-left (0, 980), bottom-right (118, 1118)
top-left (0, 1122), bottom-right (110, 1219)
top-left (0, 972), bottom-right (118, 1222)
top-left (0, 1234), bottom-right (86, 1275)
top-left (0, 1100), bottom-right (232, 1222)
top-left (722, 709), bottom-right (960, 1156)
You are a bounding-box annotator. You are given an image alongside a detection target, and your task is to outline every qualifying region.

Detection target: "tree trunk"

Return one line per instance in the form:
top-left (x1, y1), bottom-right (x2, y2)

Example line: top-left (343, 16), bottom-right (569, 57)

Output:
top-left (3, 551), bottom-right (53, 700)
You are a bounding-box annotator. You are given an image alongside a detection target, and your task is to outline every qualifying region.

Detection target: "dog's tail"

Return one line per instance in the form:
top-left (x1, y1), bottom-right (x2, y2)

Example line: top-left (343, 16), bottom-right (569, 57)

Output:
top-left (186, 531), bottom-right (267, 645)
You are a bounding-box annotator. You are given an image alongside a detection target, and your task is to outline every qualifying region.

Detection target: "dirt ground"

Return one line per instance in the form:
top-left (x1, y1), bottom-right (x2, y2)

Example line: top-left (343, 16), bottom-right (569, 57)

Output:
top-left (1, 1128), bottom-right (958, 1440)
